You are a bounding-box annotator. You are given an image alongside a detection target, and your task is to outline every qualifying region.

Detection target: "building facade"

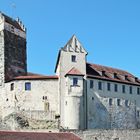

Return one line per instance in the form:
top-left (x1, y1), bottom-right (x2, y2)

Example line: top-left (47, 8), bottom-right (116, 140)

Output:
top-left (0, 13), bottom-right (140, 130)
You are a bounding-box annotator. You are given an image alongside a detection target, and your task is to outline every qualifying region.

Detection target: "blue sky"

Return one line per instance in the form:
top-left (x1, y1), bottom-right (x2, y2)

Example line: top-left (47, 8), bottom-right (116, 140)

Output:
top-left (1, 0), bottom-right (140, 77)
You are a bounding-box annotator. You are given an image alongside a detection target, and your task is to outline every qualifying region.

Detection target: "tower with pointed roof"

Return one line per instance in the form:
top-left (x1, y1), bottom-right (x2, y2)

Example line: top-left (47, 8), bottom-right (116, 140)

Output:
top-left (0, 12), bottom-right (27, 85)
top-left (55, 35), bottom-right (88, 129)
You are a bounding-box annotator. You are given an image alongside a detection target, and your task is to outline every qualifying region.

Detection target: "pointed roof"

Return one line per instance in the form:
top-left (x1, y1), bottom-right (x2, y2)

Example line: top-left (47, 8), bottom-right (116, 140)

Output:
top-left (55, 35), bottom-right (88, 72)
top-left (63, 34), bottom-right (87, 54)
top-left (65, 67), bottom-right (84, 76)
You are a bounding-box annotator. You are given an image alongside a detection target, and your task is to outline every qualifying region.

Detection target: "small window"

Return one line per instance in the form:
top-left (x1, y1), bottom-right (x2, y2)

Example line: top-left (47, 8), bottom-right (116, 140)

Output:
top-left (122, 85), bottom-right (125, 93)
top-left (10, 83), bottom-right (14, 91)
top-left (125, 100), bottom-right (129, 107)
top-left (73, 78), bottom-right (78, 86)
top-left (43, 96), bottom-right (47, 100)
top-left (90, 80), bottom-right (94, 88)
top-left (44, 102), bottom-right (49, 112)
top-left (137, 88), bottom-right (140, 95)
top-left (137, 111), bottom-right (140, 117)
top-left (98, 81), bottom-right (102, 90)
top-left (109, 98), bottom-right (112, 106)
top-left (117, 99), bottom-right (120, 106)
top-left (114, 84), bottom-right (118, 92)
top-left (92, 97), bottom-right (94, 100)
top-left (25, 82), bottom-right (31, 91)
top-left (71, 55), bottom-right (76, 62)
top-left (107, 83), bottom-right (111, 91)
top-left (129, 86), bottom-right (132, 94)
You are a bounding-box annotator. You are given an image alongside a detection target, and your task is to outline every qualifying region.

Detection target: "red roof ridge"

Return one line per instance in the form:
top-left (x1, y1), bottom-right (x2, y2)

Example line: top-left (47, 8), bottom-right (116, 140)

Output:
top-left (87, 62), bottom-right (134, 77)
top-left (66, 67), bottom-right (84, 76)
top-left (13, 75), bottom-right (58, 80)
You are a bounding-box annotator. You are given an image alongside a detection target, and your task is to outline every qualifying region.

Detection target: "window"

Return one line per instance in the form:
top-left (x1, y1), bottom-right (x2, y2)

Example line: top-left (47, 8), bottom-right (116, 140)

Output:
top-left (125, 100), bottom-right (129, 107)
top-left (73, 78), bottom-right (78, 86)
top-left (109, 98), bottom-right (112, 106)
top-left (117, 99), bottom-right (120, 106)
top-left (71, 55), bottom-right (76, 62)
top-left (107, 83), bottom-right (111, 91)
top-left (98, 81), bottom-right (102, 90)
top-left (43, 96), bottom-right (47, 100)
top-left (129, 86), bottom-right (132, 94)
top-left (25, 82), bottom-right (31, 91)
top-left (44, 102), bottom-right (49, 112)
top-left (137, 88), bottom-right (140, 95)
top-left (122, 85), bottom-right (125, 93)
top-left (90, 80), bottom-right (94, 88)
top-left (114, 84), bottom-right (118, 92)
top-left (137, 111), bottom-right (140, 117)
top-left (10, 83), bottom-right (14, 91)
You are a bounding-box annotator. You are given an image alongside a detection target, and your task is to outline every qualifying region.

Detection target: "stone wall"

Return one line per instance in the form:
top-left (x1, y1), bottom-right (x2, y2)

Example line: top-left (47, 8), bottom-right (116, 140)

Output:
top-left (4, 30), bottom-right (27, 82)
top-left (74, 129), bottom-right (140, 140)
top-left (87, 78), bottom-right (139, 129)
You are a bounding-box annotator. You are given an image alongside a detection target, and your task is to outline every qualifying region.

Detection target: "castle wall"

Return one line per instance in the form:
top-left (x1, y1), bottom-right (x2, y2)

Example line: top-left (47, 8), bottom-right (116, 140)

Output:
top-left (87, 78), bottom-right (139, 129)
top-left (64, 76), bottom-right (84, 129)
top-left (1, 79), bottom-right (59, 118)
top-left (74, 129), bottom-right (140, 140)
top-left (4, 30), bottom-right (27, 82)
top-left (58, 39), bottom-right (87, 129)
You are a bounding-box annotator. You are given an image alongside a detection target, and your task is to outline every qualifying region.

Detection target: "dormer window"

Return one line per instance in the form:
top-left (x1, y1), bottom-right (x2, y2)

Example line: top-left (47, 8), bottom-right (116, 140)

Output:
top-left (102, 71), bottom-right (106, 76)
top-left (71, 55), bottom-right (76, 62)
top-left (114, 73), bottom-right (118, 79)
top-left (125, 75), bottom-right (130, 81)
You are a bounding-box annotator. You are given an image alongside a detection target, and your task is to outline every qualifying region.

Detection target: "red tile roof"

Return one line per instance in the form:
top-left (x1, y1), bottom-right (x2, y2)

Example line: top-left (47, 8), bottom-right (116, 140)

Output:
top-left (86, 63), bottom-right (140, 86)
top-left (66, 67), bottom-right (84, 76)
top-left (0, 131), bottom-right (81, 140)
top-left (13, 72), bottom-right (58, 80)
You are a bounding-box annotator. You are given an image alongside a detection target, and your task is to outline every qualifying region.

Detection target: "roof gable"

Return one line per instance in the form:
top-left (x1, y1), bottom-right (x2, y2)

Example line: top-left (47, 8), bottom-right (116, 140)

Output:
top-left (63, 35), bottom-right (87, 54)
top-left (66, 67), bottom-right (84, 76)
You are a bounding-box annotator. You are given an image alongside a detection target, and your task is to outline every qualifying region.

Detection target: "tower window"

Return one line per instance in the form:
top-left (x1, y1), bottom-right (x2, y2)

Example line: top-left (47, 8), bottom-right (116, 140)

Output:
top-left (71, 55), bottom-right (76, 62)
top-left (122, 85), bottom-right (125, 93)
top-left (25, 82), bottom-right (31, 91)
top-left (114, 84), bottom-right (118, 92)
top-left (98, 81), bottom-right (102, 90)
top-left (73, 78), bottom-right (78, 86)
top-left (129, 86), bottom-right (132, 94)
top-left (90, 80), bottom-right (94, 88)
top-left (107, 83), bottom-right (111, 91)
top-left (10, 83), bottom-right (14, 91)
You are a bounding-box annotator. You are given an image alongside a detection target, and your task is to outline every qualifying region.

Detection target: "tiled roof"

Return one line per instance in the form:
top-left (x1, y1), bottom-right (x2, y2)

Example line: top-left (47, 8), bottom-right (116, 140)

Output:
top-left (86, 63), bottom-right (140, 86)
top-left (0, 131), bottom-right (81, 140)
top-left (66, 67), bottom-right (84, 76)
top-left (13, 72), bottom-right (58, 80)
top-left (2, 13), bottom-right (24, 31)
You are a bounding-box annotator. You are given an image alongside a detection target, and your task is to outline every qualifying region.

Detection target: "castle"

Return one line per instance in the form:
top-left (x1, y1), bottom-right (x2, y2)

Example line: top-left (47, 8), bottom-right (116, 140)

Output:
top-left (0, 12), bottom-right (140, 130)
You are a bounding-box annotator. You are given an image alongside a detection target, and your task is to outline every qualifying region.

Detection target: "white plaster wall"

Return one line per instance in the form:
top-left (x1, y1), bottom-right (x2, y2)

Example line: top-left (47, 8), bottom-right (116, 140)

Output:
top-left (59, 50), bottom-right (86, 129)
top-left (87, 78), bottom-right (139, 129)
top-left (64, 76), bottom-right (84, 129)
top-left (3, 79), bottom-right (59, 117)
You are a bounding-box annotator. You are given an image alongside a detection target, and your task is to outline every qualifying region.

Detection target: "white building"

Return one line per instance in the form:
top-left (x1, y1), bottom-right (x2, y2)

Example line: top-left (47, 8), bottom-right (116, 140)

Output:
top-left (0, 13), bottom-right (140, 130)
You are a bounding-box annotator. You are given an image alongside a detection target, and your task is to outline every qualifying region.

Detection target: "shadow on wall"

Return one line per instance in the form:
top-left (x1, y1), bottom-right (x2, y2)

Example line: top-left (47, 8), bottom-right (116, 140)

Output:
top-left (88, 91), bottom-right (137, 129)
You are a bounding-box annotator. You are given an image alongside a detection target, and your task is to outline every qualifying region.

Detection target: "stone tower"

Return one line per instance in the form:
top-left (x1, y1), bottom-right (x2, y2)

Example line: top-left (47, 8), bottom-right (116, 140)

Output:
top-left (0, 13), bottom-right (27, 85)
top-left (55, 35), bottom-right (88, 129)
